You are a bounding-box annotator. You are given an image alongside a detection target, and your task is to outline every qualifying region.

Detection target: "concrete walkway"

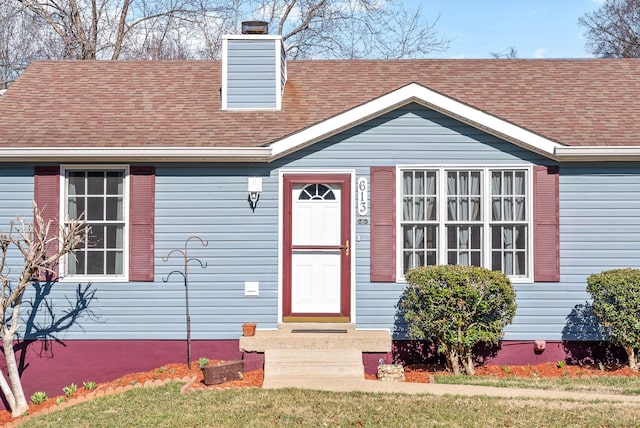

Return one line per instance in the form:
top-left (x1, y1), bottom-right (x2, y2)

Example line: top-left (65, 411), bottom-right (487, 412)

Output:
top-left (263, 377), bottom-right (640, 403)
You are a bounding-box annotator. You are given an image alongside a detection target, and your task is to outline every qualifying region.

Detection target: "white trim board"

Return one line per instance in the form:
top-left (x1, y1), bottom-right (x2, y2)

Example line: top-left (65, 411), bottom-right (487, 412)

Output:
top-left (268, 83), bottom-right (564, 161)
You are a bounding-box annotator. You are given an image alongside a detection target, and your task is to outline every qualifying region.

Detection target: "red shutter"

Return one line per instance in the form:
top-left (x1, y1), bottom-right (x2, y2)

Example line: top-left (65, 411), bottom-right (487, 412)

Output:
top-left (129, 166), bottom-right (155, 281)
top-left (533, 165), bottom-right (560, 282)
top-left (370, 167), bottom-right (396, 282)
top-left (34, 166), bottom-right (60, 281)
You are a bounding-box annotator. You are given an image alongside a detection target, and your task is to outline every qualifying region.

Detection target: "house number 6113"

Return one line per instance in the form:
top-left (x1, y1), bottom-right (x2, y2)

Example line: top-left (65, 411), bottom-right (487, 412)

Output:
top-left (357, 177), bottom-right (368, 216)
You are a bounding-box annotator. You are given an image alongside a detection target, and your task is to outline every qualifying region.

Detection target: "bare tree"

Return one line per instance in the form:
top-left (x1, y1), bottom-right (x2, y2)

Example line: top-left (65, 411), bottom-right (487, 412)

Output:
top-left (579, 0), bottom-right (640, 58)
top-left (1, 0), bottom-right (449, 86)
top-left (0, 203), bottom-right (88, 417)
top-left (490, 46), bottom-right (518, 59)
top-left (245, 0), bottom-right (449, 59)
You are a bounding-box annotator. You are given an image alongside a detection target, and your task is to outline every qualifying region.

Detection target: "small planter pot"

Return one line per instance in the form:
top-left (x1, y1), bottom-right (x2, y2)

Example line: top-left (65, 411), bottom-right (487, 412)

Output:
top-left (201, 360), bottom-right (244, 385)
top-left (242, 322), bottom-right (256, 336)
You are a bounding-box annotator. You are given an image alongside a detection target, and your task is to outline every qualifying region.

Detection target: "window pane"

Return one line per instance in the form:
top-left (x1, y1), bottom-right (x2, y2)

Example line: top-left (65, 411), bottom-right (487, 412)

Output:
top-left (106, 251), bottom-right (124, 275)
top-left (515, 171), bottom-right (526, 194)
top-left (492, 251), bottom-right (502, 271)
top-left (68, 197), bottom-right (84, 219)
top-left (414, 171), bottom-right (424, 194)
top-left (106, 225), bottom-right (124, 249)
top-left (470, 197), bottom-right (481, 221)
top-left (471, 252), bottom-right (481, 266)
top-left (87, 172), bottom-right (104, 195)
top-left (87, 251), bottom-right (104, 275)
top-left (504, 172), bottom-right (513, 194)
top-left (515, 225), bottom-right (527, 249)
top-left (68, 250), bottom-right (84, 275)
top-left (90, 225), bottom-right (105, 249)
top-left (490, 225), bottom-right (528, 277)
top-left (492, 197), bottom-right (501, 221)
top-left (515, 197), bottom-right (526, 221)
top-left (402, 197), bottom-right (413, 221)
top-left (516, 252), bottom-right (526, 275)
top-left (492, 226), bottom-right (501, 249)
top-left (106, 197), bottom-right (123, 221)
top-left (491, 172), bottom-right (501, 195)
top-left (447, 197), bottom-right (457, 221)
top-left (503, 197), bottom-right (513, 221)
top-left (106, 172), bottom-right (124, 195)
top-left (403, 226), bottom-right (414, 248)
top-left (87, 197), bottom-right (104, 221)
top-left (426, 197), bottom-right (436, 220)
top-left (68, 172), bottom-right (85, 195)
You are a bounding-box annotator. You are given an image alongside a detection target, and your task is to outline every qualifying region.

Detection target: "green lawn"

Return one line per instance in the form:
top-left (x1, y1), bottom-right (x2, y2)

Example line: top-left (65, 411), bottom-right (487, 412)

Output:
top-left (17, 381), bottom-right (640, 428)
top-left (434, 373), bottom-right (640, 395)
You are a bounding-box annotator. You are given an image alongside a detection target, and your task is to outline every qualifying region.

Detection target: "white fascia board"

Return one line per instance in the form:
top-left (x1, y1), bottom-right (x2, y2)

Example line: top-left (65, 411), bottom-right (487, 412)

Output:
top-left (269, 83), bottom-right (562, 160)
top-left (221, 38), bottom-right (229, 110)
top-left (0, 147), bottom-right (272, 162)
top-left (555, 146), bottom-right (640, 161)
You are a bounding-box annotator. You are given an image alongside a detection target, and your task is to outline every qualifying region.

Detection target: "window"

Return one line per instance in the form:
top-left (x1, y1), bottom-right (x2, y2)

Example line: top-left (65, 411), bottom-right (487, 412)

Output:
top-left (398, 166), bottom-right (531, 280)
top-left (64, 167), bottom-right (127, 278)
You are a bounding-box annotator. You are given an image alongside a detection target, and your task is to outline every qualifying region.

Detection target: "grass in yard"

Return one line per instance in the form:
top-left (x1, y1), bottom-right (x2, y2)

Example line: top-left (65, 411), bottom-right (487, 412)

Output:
top-left (17, 382), bottom-right (640, 428)
top-left (434, 373), bottom-right (640, 395)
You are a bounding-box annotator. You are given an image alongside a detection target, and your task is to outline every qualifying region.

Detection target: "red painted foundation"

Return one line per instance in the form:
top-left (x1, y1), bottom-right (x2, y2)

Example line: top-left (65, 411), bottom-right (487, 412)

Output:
top-left (0, 340), bottom-right (263, 411)
top-left (1, 339), bottom-right (626, 411)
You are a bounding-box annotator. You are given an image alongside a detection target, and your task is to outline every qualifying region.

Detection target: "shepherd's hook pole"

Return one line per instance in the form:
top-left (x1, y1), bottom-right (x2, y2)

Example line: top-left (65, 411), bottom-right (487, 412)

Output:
top-left (162, 236), bottom-right (209, 369)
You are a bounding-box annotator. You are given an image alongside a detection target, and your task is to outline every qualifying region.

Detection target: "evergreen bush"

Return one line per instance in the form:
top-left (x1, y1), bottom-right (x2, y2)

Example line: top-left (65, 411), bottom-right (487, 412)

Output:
top-left (400, 265), bottom-right (517, 374)
top-left (587, 268), bottom-right (640, 370)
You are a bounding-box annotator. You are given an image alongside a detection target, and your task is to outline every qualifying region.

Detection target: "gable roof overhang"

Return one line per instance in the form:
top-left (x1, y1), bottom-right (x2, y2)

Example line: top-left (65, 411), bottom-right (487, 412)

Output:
top-left (268, 82), bottom-right (564, 161)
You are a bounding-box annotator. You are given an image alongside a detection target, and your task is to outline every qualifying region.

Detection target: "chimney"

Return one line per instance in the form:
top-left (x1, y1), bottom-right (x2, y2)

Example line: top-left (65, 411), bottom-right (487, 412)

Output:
top-left (221, 21), bottom-right (287, 110)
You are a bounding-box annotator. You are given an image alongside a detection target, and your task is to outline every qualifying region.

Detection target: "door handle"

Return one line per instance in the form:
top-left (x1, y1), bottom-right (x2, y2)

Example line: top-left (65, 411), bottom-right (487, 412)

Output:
top-left (342, 240), bottom-right (350, 256)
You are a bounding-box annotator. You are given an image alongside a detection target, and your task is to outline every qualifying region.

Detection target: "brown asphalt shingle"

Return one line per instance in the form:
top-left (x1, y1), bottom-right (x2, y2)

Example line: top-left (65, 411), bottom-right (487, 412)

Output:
top-left (1, 58), bottom-right (639, 149)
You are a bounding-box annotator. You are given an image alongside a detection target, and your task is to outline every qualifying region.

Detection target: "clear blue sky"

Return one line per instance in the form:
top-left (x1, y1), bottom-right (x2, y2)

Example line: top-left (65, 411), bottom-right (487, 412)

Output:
top-left (410, 0), bottom-right (605, 58)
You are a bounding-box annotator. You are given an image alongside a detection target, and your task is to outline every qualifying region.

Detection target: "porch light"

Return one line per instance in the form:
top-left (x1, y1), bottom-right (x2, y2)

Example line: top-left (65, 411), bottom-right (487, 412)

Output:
top-left (248, 177), bottom-right (262, 211)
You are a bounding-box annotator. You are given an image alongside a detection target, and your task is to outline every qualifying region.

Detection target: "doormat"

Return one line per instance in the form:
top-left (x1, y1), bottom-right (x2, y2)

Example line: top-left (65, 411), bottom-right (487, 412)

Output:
top-left (291, 329), bottom-right (348, 334)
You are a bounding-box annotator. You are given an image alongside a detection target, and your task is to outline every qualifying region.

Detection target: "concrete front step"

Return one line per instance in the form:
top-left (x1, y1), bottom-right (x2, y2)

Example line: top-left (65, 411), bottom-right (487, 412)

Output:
top-left (264, 348), bottom-right (364, 379)
top-left (240, 324), bottom-right (391, 353)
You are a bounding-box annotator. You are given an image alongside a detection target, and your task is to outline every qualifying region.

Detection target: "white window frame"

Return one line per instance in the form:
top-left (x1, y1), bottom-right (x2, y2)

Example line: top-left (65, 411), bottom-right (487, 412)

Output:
top-left (59, 164), bottom-right (130, 283)
top-left (395, 165), bottom-right (533, 284)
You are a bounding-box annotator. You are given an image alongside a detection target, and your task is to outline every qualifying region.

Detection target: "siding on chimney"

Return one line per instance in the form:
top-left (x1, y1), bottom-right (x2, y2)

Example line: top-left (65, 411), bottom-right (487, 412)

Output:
top-left (222, 36), bottom-right (285, 110)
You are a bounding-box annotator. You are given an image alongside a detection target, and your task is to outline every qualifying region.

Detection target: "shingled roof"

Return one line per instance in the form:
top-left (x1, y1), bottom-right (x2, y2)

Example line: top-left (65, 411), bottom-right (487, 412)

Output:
top-left (1, 58), bottom-right (639, 154)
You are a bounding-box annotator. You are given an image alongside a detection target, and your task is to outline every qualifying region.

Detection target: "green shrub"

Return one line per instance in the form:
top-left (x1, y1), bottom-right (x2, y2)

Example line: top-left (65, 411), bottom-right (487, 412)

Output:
top-left (197, 357), bottom-right (210, 369)
top-left (83, 381), bottom-right (97, 390)
top-left (400, 265), bottom-right (517, 375)
top-left (30, 391), bottom-right (48, 405)
top-left (587, 268), bottom-right (640, 370)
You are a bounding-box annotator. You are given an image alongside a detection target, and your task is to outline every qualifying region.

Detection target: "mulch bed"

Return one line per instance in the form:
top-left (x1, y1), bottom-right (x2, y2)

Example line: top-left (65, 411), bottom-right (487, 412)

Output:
top-left (2, 361), bottom-right (639, 424)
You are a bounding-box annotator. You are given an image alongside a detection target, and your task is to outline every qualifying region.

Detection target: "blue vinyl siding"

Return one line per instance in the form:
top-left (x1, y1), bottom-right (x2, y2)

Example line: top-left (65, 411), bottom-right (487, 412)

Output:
top-left (226, 39), bottom-right (278, 109)
top-left (0, 166), bottom-right (36, 278)
top-left (13, 104), bottom-right (640, 342)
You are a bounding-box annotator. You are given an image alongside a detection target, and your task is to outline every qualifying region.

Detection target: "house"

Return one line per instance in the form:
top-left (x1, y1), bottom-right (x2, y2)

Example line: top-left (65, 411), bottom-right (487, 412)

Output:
top-left (1, 27), bottom-right (640, 400)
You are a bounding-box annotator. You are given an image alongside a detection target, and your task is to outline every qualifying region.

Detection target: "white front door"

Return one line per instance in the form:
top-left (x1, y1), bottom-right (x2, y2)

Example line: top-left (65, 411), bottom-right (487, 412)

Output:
top-left (283, 174), bottom-right (351, 322)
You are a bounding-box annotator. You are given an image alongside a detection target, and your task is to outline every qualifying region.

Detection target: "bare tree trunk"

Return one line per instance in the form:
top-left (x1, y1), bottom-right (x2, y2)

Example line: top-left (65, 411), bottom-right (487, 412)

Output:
top-left (462, 352), bottom-right (475, 375)
top-left (2, 334), bottom-right (27, 416)
top-left (446, 347), bottom-right (460, 375)
top-left (623, 344), bottom-right (638, 371)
